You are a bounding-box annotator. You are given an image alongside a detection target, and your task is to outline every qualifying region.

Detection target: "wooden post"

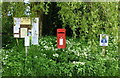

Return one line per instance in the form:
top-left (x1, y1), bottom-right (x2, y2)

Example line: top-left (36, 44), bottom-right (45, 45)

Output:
top-left (25, 46), bottom-right (28, 56)
top-left (16, 38), bottom-right (19, 46)
top-left (102, 46), bottom-right (106, 56)
top-left (25, 36), bottom-right (30, 56)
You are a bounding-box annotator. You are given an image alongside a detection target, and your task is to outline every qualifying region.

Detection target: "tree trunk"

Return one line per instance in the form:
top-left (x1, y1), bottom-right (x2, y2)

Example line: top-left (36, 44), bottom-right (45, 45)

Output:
top-left (38, 11), bottom-right (43, 37)
top-left (30, 2), bottom-right (43, 37)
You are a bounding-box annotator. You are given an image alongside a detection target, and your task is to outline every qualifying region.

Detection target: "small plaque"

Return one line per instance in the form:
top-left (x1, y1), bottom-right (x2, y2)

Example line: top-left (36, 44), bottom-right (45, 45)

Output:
top-left (100, 34), bottom-right (108, 46)
top-left (21, 17), bottom-right (31, 25)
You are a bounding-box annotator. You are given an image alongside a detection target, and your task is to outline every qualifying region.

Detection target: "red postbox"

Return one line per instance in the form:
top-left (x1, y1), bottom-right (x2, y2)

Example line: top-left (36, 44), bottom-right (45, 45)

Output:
top-left (57, 29), bottom-right (66, 49)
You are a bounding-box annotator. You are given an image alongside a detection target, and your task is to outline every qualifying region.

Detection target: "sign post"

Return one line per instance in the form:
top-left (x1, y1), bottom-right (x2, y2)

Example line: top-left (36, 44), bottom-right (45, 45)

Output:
top-left (25, 36), bottom-right (30, 56)
top-left (25, 46), bottom-right (28, 56)
top-left (100, 34), bottom-right (108, 56)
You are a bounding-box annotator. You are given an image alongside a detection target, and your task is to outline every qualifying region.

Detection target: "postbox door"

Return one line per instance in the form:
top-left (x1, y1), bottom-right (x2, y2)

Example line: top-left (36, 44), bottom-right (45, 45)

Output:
top-left (57, 35), bottom-right (66, 48)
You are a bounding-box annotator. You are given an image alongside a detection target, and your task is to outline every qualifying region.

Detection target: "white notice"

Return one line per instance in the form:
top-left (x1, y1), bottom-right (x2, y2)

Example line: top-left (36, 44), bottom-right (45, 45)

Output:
top-left (20, 28), bottom-right (27, 38)
top-left (31, 18), bottom-right (39, 45)
top-left (32, 36), bottom-right (39, 45)
top-left (14, 34), bottom-right (19, 38)
top-left (59, 38), bottom-right (63, 45)
top-left (100, 34), bottom-right (108, 46)
top-left (14, 18), bottom-right (21, 25)
top-left (25, 36), bottom-right (30, 46)
top-left (14, 26), bottom-right (19, 33)
top-left (13, 18), bottom-right (20, 37)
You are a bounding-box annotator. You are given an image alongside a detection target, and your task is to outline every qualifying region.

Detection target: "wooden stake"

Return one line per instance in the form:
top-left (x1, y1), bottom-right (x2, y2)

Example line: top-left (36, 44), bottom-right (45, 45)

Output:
top-left (16, 38), bottom-right (19, 46)
top-left (102, 46), bottom-right (106, 56)
top-left (25, 46), bottom-right (28, 56)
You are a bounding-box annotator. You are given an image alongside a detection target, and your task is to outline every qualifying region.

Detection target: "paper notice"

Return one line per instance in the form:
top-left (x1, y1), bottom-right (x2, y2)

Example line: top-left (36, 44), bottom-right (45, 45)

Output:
top-left (14, 18), bottom-right (21, 25)
top-left (59, 38), bottom-right (63, 45)
top-left (14, 34), bottom-right (19, 38)
top-left (21, 17), bottom-right (31, 25)
top-left (32, 36), bottom-right (39, 45)
top-left (20, 28), bottom-right (27, 38)
top-left (14, 26), bottom-right (19, 33)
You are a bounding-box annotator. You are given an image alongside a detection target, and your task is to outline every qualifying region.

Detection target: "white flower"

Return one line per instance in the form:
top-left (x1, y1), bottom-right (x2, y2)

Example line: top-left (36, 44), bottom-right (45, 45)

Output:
top-left (68, 47), bottom-right (71, 51)
top-left (43, 54), bottom-right (46, 57)
top-left (10, 49), bottom-right (14, 52)
top-left (3, 62), bottom-right (6, 65)
top-left (41, 49), bottom-right (43, 51)
top-left (44, 46), bottom-right (48, 49)
top-left (73, 61), bottom-right (76, 64)
top-left (79, 62), bottom-right (85, 65)
top-left (50, 59), bottom-right (52, 61)
top-left (53, 53), bottom-right (59, 57)
top-left (6, 50), bottom-right (9, 53)
top-left (0, 50), bottom-right (2, 52)
top-left (54, 48), bottom-right (58, 51)
top-left (72, 61), bottom-right (85, 65)
top-left (77, 52), bottom-right (80, 56)
top-left (5, 55), bottom-right (8, 59)
top-left (66, 40), bottom-right (70, 44)
top-left (84, 52), bottom-right (87, 57)
top-left (34, 56), bottom-right (38, 58)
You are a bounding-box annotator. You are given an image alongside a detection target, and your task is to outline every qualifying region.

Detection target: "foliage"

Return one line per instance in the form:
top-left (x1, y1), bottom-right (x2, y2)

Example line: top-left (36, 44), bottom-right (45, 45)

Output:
top-left (1, 2), bottom-right (119, 77)
top-left (2, 36), bottom-right (119, 76)
top-left (57, 2), bottom-right (118, 40)
top-left (2, 2), bottom-right (119, 47)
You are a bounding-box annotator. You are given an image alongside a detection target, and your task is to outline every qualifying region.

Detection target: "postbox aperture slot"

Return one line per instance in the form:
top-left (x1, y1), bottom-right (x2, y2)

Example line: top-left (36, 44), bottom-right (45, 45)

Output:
top-left (58, 32), bottom-right (64, 34)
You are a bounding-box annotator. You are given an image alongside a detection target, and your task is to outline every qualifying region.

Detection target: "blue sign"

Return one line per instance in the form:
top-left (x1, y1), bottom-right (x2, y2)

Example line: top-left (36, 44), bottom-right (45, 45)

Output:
top-left (101, 38), bottom-right (107, 43)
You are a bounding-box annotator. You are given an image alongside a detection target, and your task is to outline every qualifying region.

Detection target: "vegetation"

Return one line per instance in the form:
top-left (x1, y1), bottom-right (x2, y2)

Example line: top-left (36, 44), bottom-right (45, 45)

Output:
top-left (2, 36), bottom-right (119, 76)
top-left (1, 1), bottom-right (119, 77)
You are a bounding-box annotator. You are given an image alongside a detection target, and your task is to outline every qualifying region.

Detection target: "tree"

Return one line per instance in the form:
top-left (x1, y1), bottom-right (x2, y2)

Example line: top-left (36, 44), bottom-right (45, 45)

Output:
top-left (29, 2), bottom-right (49, 37)
top-left (57, 2), bottom-right (119, 44)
